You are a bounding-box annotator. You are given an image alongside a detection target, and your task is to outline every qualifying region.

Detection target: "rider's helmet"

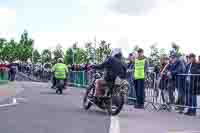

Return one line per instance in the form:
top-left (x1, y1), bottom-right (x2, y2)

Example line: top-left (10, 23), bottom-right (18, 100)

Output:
top-left (58, 58), bottom-right (64, 63)
top-left (111, 48), bottom-right (123, 58)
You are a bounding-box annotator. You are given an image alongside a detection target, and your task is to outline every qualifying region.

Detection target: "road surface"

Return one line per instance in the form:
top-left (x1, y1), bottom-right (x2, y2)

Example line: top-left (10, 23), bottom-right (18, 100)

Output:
top-left (0, 82), bottom-right (199, 133)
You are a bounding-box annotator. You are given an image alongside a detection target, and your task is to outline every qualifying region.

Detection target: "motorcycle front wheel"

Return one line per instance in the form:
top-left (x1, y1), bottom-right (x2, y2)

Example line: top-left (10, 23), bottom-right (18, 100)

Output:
top-left (107, 93), bottom-right (125, 116)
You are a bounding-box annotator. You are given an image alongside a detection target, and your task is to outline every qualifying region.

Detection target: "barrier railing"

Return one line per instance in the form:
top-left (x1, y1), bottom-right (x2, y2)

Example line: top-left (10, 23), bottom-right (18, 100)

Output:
top-left (67, 71), bottom-right (90, 88)
top-left (67, 70), bottom-right (200, 114)
top-left (0, 67), bottom-right (9, 83)
top-left (144, 73), bottom-right (200, 113)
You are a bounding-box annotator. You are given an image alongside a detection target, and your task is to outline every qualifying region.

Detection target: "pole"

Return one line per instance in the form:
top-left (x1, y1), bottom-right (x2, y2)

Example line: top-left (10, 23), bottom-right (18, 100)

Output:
top-left (72, 50), bottom-right (74, 64)
top-left (94, 36), bottom-right (97, 64)
top-left (32, 42), bottom-right (34, 64)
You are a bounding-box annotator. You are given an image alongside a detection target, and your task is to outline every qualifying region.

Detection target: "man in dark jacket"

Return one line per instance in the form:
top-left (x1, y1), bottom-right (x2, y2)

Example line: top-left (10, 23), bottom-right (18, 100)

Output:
top-left (9, 63), bottom-right (17, 81)
top-left (167, 51), bottom-right (186, 113)
top-left (184, 53), bottom-right (200, 116)
top-left (91, 48), bottom-right (127, 97)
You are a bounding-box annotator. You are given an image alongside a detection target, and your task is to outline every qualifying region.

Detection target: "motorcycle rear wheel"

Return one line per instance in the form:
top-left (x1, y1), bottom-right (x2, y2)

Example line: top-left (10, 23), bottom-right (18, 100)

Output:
top-left (83, 85), bottom-right (93, 110)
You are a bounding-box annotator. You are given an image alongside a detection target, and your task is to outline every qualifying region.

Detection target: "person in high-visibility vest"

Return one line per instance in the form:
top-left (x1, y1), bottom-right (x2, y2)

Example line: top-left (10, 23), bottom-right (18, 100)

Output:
top-left (51, 58), bottom-right (68, 89)
top-left (134, 48), bottom-right (148, 109)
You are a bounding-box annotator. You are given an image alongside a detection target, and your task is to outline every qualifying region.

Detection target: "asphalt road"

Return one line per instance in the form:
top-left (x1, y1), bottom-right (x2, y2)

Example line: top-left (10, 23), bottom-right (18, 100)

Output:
top-left (0, 82), bottom-right (200, 133)
top-left (0, 82), bottom-right (110, 133)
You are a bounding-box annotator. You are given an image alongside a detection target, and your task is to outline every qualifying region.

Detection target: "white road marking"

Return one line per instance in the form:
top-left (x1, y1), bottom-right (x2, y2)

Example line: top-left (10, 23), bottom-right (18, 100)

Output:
top-left (0, 98), bottom-right (18, 108)
top-left (168, 131), bottom-right (200, 133)
top-left (109, 116), bottom-right (120, 133)
top-left (12, 98), bottom-right (17, 104)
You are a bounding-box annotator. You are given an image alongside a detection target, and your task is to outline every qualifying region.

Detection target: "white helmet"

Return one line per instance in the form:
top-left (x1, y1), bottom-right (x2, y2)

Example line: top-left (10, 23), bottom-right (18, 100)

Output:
top-left (58, 58), bottom-right (64, 63)
top-left (111, 48), bottom-right (122, 57)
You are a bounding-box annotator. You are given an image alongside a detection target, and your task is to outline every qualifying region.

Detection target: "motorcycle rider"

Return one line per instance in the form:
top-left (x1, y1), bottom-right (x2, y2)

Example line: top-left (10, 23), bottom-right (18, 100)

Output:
top-left (90, 48), bottom-right (127, 97)
top-left (51, 58), bottom-right (68, 89)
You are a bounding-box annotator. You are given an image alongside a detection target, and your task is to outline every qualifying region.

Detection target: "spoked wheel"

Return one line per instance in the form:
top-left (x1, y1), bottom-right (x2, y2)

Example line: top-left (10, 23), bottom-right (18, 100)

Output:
top-left (59, 89), bottom-right (63, 94)
top-left (83, 85), bottom-right (94, 110)
top-left (107, 93), bottom-right (125, 116)
top-left (56, 89), bottom-right (63, 95)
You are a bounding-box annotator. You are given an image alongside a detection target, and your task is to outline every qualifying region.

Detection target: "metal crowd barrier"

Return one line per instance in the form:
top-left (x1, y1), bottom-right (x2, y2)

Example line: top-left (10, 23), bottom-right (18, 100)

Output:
top-left (67, 70), bottom-right (200, 114)
top-left (67, 71), bottom-right (91, 88)
top-left (144, 73), bottom-right (200, 113)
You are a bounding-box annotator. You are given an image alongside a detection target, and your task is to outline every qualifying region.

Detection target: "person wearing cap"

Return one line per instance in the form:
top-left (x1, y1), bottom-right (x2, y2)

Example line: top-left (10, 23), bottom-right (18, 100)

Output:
top-left (90, 48), bottom-right (127, 97)
top-left (167, 51), bottom-right (186, 113)
top-left (126, 53), bottom-right (136, 105)
top-left (184, 53), bottom-right (200, 116)
top-left (134, 48), bottom-right (148, 109)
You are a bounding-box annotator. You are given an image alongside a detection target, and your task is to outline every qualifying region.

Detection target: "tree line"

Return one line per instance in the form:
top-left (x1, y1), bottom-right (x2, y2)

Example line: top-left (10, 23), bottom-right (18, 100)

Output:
top-left (0, 30), bottom-right (180, 67)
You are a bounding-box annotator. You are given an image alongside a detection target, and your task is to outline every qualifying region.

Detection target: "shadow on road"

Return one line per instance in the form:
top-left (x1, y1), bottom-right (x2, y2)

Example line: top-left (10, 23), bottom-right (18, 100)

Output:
top-left (40, 91), bottom-right (69, 96)
top-left (82, 108), bottom-right (110, 117)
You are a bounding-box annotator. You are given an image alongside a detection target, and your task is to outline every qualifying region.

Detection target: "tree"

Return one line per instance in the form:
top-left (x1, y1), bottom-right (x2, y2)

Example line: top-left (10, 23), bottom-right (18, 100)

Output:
top-left (32, 49), bottom-right (41, 64)
top-left (96, 40), bottom-right (111, 63)
top-left (52, 44), bottom-right (64, 64)
top-left (0, 38), bottom-right (7, 62)
top-left (64, 48), bottom-right (73, 65)
top-left (148, 43), bottom-right (160, 67)
top-left (41, 49), bottom-right (52, 64)
top-left (85, 42), bottom-right (95, 64)
top-left (18, 30), bottom-right (34, 62)
top-left (74, 48), bottom-right (87, 64)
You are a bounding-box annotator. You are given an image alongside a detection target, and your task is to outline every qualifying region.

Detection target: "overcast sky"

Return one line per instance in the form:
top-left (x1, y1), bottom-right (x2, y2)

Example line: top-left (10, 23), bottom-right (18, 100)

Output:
top-left (0, 0), bottom-right (200, 56)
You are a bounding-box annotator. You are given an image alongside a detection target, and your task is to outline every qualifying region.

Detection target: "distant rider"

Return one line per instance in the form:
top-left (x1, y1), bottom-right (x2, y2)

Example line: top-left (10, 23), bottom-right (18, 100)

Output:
top-left (51, 58), bottom-right (68, 89)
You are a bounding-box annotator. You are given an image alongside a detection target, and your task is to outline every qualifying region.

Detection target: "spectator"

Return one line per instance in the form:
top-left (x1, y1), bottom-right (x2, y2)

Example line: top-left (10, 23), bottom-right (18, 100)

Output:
top-left (134, 48), bottom-right (148, 109)
top-left (167, 51), bottom-right (186, 113)
top-left (126, 53), bottom-right (136, 105)
top-left (8, 63), bottom-right (17, 81)
top-left (186, 55), bottom-right (190, 64)
top-left (184, 53), bottom-right (200, 116)
top-left (198, 56), bottom-right (200, 64)
top-left (159, 56), bottom-right (169, 104)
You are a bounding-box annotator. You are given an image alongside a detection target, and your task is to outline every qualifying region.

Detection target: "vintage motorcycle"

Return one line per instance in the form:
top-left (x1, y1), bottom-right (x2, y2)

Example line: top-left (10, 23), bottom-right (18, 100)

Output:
top-left (83, 70), bottom-right (129, 116)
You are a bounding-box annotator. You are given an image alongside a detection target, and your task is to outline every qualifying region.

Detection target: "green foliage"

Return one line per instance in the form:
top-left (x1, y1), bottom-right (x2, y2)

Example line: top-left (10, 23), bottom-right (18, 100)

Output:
top-left (52, 44), bottom-right (64, 64)
top-left (64, 48), bottom-right (73, 65)
top-left (148, 43), bottom-right (160, 67)
top-left (41, 49), bottom-right (52, 64)
top-left (18, 30), bottom-right (34, 62)
top-left (0, 30), bottom-right (33, 63)
top-left (74, 48), bottom-right (87, 64)
top-left (96, 40), bottom-right (111, 63)
top-left (64, 43), bottom-right (87, 65)
top-left (32, 49), bottom-right (41, 64)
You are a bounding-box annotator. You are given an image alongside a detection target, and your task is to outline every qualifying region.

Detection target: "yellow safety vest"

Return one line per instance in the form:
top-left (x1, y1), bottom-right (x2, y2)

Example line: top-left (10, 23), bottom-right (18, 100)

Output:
top-left (134, 59), bottom-right (145, 80)
top-left (52, 63), bottom-right (67, 79)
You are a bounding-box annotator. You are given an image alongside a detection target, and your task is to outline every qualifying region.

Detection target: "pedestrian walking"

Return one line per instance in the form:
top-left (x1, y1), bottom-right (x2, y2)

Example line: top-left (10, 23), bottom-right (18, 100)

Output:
top-left (134, 48), bottom-right (148, 109)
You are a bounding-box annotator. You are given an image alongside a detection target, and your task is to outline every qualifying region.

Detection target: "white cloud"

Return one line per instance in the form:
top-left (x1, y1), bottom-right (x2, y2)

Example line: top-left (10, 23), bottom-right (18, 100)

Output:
top-left (0, 8), bottom-right (17, 39)
top-left (2, 0), bottom-right (200, 57)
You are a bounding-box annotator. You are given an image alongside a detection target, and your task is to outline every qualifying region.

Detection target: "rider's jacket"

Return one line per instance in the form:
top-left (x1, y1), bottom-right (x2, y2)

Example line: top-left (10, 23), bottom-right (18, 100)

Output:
top-left (92, 56), bottom-right (127, 82)
top-left (52, 63), bottom-right (68, 79)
